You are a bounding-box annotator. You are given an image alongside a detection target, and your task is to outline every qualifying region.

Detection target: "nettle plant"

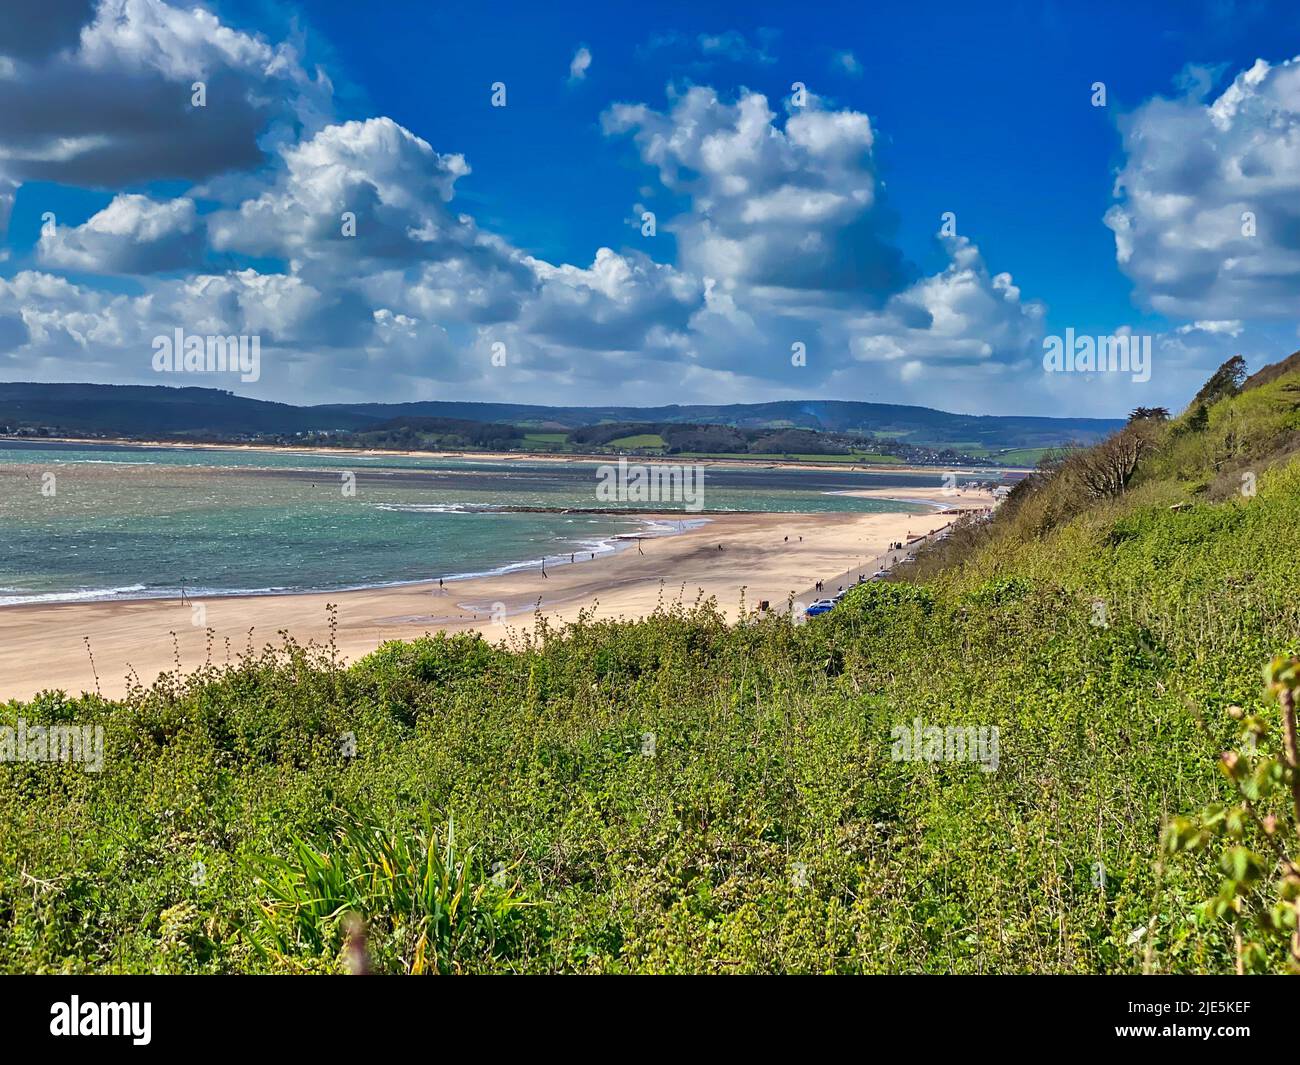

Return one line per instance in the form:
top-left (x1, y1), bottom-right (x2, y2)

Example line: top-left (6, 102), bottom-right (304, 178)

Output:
top-left (1165, 656), bottom-right (1300, 973)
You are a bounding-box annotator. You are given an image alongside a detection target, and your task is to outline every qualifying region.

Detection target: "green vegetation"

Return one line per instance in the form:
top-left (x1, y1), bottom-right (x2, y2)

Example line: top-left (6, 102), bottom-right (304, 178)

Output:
top-left (4, 354), bottom-right (1300, 973)
top-left (605, 433), bottom-right (667, 451)
top-left (341, 417), bottom-right (523, 452)
top-left (1164, 656), bottom-right (1300, 973)
top-left (243, 809), bottom-right (540, 974)
top-left (992, 446), bottom-right (1072, 467)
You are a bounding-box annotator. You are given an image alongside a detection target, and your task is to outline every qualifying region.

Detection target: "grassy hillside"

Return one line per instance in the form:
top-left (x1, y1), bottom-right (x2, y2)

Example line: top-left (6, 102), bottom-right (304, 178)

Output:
top-left (3, 357), bottom-right (1300, 974)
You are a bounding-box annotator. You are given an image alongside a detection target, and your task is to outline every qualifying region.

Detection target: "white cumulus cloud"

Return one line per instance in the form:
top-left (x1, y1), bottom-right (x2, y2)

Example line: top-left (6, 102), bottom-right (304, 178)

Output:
top-left (38, 193), bottom-right (202, 273)
top-left (568, 45), bottom-right (591, 81)
top-left (1105, 56), bottom-right (1300, 320)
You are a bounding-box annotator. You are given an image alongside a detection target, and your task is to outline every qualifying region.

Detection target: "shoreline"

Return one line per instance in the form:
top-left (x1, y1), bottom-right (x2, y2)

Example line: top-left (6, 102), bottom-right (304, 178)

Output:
top-left (0, 487), bottom-right (993, 703)
top-left (0, 514), bottom-right (707, 608)
top-left (7, 435), bottom-right (1033, 477)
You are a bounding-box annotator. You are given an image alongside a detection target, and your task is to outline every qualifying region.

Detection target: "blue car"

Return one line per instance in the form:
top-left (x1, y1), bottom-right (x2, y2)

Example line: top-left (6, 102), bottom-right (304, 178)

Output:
top-left (805, 599), bottom-right (836, 617)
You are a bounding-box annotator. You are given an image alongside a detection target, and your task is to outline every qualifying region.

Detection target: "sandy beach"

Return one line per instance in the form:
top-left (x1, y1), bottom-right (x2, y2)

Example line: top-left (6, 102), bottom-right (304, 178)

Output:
top-left (0, 487), bottom-right (991, 703)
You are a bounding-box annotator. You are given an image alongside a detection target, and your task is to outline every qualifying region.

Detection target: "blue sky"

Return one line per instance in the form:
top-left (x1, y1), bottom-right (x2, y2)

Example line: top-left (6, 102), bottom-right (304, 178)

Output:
top-left (2, 0), bottom-right (1299, 415)
top-left (283, 0), bottom-right (1282, 334)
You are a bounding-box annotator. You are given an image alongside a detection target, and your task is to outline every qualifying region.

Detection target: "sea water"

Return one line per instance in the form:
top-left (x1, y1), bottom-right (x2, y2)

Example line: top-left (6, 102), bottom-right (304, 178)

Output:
top-left (0, 442), bottom-right (943, 604)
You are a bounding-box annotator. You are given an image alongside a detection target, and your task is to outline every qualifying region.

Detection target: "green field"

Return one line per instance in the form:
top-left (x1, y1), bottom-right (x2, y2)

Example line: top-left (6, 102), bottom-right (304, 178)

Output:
top-left (521, 432), bottom-right (570, 449)
top-left (4, 357), bottom-right (1300, 973)
top-left (991, 446), bottom-right (1074, 467)
top-left (605, 433), bottom-right (667, 450)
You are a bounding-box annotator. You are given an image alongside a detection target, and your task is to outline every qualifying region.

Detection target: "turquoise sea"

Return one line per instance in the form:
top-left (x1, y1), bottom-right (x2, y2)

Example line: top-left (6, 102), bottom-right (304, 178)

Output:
top-left (0, 442), bottom-right (972, 604)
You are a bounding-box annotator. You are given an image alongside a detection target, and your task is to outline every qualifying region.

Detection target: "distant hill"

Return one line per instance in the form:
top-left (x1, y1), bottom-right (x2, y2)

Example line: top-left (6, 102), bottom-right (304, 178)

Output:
top-left (0, 383), bottom-right (1124, 450)
top-left (0, 383), bottom-right (381, 437)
